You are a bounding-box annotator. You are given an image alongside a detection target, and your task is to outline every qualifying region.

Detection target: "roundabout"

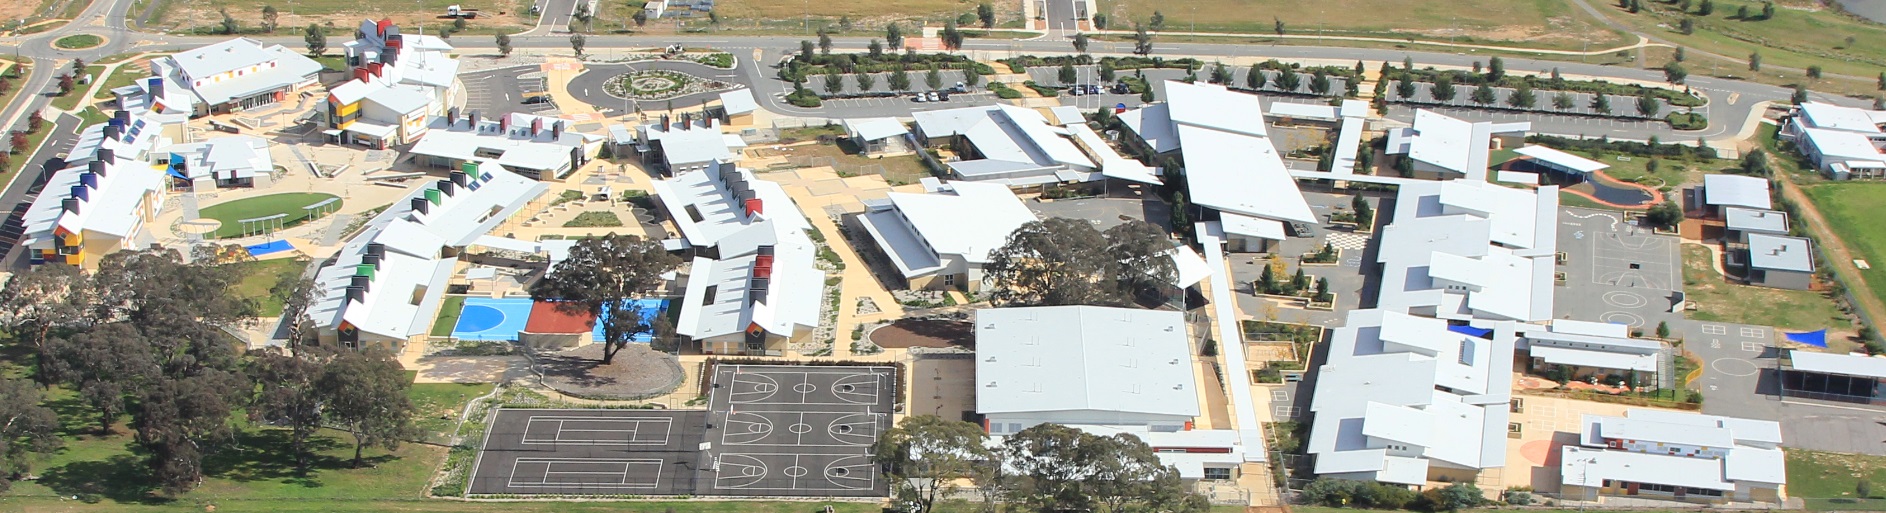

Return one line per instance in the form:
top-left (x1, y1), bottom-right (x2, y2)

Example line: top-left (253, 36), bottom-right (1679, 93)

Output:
top-left (603, 69), bottom-right (722, 101)
top-left (565, 61), bottom-right (750, 113)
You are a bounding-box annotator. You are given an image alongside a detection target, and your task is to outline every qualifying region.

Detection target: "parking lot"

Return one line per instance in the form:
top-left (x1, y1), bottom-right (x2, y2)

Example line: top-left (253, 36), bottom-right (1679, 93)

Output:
top-left (1552, 207), bottom-right (1685, 329)
top-left (462, 65), bottom-right (555, 117)
top-left (816, 91), bottom-right (1002, 112)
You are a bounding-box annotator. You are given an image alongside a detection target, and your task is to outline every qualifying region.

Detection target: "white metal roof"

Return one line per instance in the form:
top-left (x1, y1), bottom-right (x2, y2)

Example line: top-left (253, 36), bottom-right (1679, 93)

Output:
top-left (1165, 81), bottom-right (1267, 137)
top-left (1703, 174), bottom-right (1772, 209)
top-left (1799, 101), bottom-right (1885, 134)
top-left (1532, 345), bottom-right (1659, 372)
top-left (1800, 126), bottom-right (1886, 164)
top-left (1176, 125), bottom-right (1315, 223)
top-left (719, 89), bottom-right (759, 115)
top-left (843, 117), bottom-right (908, 142)
top-left (1330, 103), bottom-right (1367, 176)
top-left (1220, 212), bottom-right (1286, 240)
top-left (167, 39), bottom-right (322, 106)
top-left (1725, 447), bottom-right (1787, 484)
top-left (1267, 101), bottom-right (1339, 121)
top-left (643, 120), bottom-right (737, 166)
top-left (975, 306), bottom-right (1198, 418)
top-left (164, 135), bottom-right (273, 181)
top-left (1561, 446), bottom-right (1736, 491)
top-left (1116, 103), bottom-right (1178, 153)
top-left (861, 181), bottom-right (1035, 276)
top-left (1789, 350), bottom-right (1886, 379)
top-left (1747, 233), bottom-right (1814, 273)
top-left (1724, 207), bottom-right (1789, 234)
top-left (1623, 408), bottom-right (1784, 446)
top-left (169, 37), bottom-right (278, 83)
top-left (1067, 124), bottom-right (1161, 185)
top-left (1513, 145), bottom-right (1609, 174)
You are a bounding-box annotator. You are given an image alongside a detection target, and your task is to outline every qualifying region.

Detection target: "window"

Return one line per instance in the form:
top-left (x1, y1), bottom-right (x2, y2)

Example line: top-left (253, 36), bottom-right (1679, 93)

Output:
top-left (944, 274), bottom-right (957, 286)
top-left (700, 286), bottom-right (718, 306)
top-left (1203, 467), bottom-right (1233, 481)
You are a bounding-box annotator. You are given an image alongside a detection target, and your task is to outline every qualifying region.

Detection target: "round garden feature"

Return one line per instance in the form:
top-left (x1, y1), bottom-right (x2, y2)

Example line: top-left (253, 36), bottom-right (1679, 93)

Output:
top-left (535, 344), bottom-right (686, 400)
top-left (867, 317), bottom-right (974, 349)
top-left (601, 69), bottom-right (729, 101)
top-left (54, 34), bottom-right (103, 50)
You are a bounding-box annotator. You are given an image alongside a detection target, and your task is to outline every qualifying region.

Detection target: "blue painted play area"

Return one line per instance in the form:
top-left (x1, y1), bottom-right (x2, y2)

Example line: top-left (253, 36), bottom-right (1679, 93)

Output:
top-left (597, 299), bottom-right (671, 343)
top-left (451, 298), bottom-right (535, 341)
top-left (245, 240), bottom-right (295, 257)
top-left (448, 297), bottom-right (671, 343)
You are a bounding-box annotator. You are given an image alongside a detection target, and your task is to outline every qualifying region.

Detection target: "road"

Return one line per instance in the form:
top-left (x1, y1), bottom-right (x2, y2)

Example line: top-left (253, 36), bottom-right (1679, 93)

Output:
top-left (0, 112), bottom-right (83, 263)
top-left (524, 0), bottom-right (586, 36)
top-left (460, 65), bottom-right (552, 116)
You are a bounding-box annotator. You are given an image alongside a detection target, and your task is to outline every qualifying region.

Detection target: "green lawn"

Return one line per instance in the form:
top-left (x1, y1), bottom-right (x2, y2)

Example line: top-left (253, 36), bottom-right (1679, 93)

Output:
top-left (91, 63), bottom-right (146, 100)
top-left (408, 381), bottom-right (493, 443)
top-left (429, 295), bottom-right (466, 337)
top-left (1682, 244), bottom-right (1850, 331)
top-left (52, 34), bottom-right (101, 50)
top-left (227, 258), bottom-right (306, 316)
top-left (1805, 182), bottom-right (1886, 313)
top-left (199, 193), bottom-right (342, 239)
top-left (1788, 449), bottom-right (1886, 499)
top-left (1598, 0), bottom-right (1886, 82)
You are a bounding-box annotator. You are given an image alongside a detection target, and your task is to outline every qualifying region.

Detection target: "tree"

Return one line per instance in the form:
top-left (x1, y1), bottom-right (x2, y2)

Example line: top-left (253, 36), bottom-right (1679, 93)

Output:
top-left (1257, 259), bottom-right (1277, 293)
top-left (1553, 91), bottom-right (1575, 110)
top-left (1395, 76), bottom-right (1415, 99)
top-left (1002, 424), bottom-right (1207, 513)
top-left (570, 3), bottom-right (591, 32)
top-left (823, 70), bottom-right (844, 95)
top-left (1431, 73), bottom-right (1455, 101)
top-left (1679, 17), bottom-right (1694, 35)
top-left (1592, 91), bottom-right (1612, 114)
top-left (320, 350), bottom-right (417, 468)
top-left (985, 218), bottom-right (1174, 307)
top-left (529, 234), bottom-right (681, 363)
top-left (1487, 56), bottom-right (1505, 81)
top-left (26, 111), bottom-right (41, 133)
top-left (1211, 62), bottom-right (1231, 85)
top-left (838, 15), bottom-right (852, 32)
top-left (1309, 69), bottom-right (1331, 95)
top-left (1352, 195), bottom-right (1373, 227)
top-left (798, 40), bottom-right (814, 61)
top-left (247, 348), bottom-right (328, 470)
top-left (1313, 277), bottom-right (1331, 302)
top-left (1404, 56), bottom-right (1414, 71)
top-left (889, 68), bottom-right (911, 92)
top-left (0, 377), bottom-right (59, 492)
top-left (1699, 0), bottom-right (1714, 15)
top-left (56, 74), bottom-right (74, 96)
top-left (632, 9), bottom-right (648, 26)
top-left (1290, 266), bottom-right (1309, 293)
top-left (1664, 62), bottom-right (1688, 84)
top-left (1807, 65), bottom-right (1823, 80)
top-left (1748, 51), bottom-right (1761, 71)
top-left (1793, 84), bottom-right (1810, 105)
top-left (1656, 320), bottom-right (1671, 339)
top-left (304, 23), bottom-right (327, 56)
top-left (271, 273), bottom-right (316, 349)
top-left (1278, 66), bottom-right (1300, 91)
top-left (864, 39), bottom-right (883, 59)
top-left (854, 72), bottom-right (875, 91)
top-left (261, 5), bottom-right (279, 33)
top-left (926, 67), bottom-right (943, 90)
top-left (1645, 200), bottom-right (1684, 228)
top-left (977, 1), bottom-right (995, 28)
top-left (0, 264), bottom-right (84, 388)
top-left (1432, 483), bottom-right (1486, 511)
top-left (1878, 72), bottom-right (1885, 90)
top-left (1761, 1), bottom-right (1775, 20)
top-left (1471, 82), bottom-right (1497, 105)
top-left (569, 33), bottom-right (586, 57)
top-left (220, 8), bottom-right (239, 34)
top-left (941, 19), bottom-right (964, 51)
top-left (1675, 46), bottom-right (1686, 62)
top-left (1738, 4), bottom-right (1751, 19)
top-left (1861, 479), bottom-right (1874, 499)
top-left (1509, 81), bottom-right (1535, 108)
top-left (491, 33), bottom-right (513, 58)
top-left (1099, 60), bottom-right (1115, 82)
top-left (873, 416), bottom-right (991, 513)
top-left (1092, 13), bottom-right (1108, 29)
top-left (963, 67), bottom-right (981, 87)
top-left (887, 23), bottom-right (904, 50)
top-left (7, 132), bottom-right (24, 154)
top-left (1637, 90), bottom-right (1660, 117)
top-left (1273, 17), bottom-right (1285, 36)
top-left (1059, 62), bottom-right (1077, 84)
top-left (1742, 151), bottom-right (1771, 175)
top-left (1149, 10), bottom-right (1165, 30)
top-left (818, 30), bottom-right (833, 54)
top-left (1132, 23), bottom-right (1153, 55)
top-left (1072, 32), bottom-right (1089, 53)
top-left (135, 368), bottom-right (245, 494)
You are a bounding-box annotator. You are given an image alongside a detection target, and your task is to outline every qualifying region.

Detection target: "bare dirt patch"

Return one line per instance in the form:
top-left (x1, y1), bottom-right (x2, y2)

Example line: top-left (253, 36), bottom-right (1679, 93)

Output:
top-left (869, 318), bottom-right (973, 349)
top-left (535, 344), bottom-right (685, 399)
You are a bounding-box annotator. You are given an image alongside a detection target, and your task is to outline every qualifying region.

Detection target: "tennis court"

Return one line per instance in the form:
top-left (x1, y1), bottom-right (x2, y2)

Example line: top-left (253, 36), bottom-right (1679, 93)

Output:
top-left (452, 297), bottom-right (535, 341)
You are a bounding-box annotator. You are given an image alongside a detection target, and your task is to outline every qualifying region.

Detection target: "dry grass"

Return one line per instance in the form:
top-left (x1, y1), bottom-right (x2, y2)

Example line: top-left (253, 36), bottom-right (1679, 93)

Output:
top-left (1097, 0), bottom-right (1633, 51)
top-left (163, 0), bottom-right (535, 34)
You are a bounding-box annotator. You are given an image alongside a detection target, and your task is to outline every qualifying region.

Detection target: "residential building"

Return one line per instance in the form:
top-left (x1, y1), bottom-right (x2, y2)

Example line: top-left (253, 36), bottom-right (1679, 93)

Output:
top-left (635, 116), bottom-right (746, 176)
top-left (1116, 81), bottom-right (1317, 252)
top-left (1518, 320), bottom-right (1662, 387)
top-left (911, 104), bottom-right (1099, 189)
top-left (1737, 233), bottom-right (1815, 290)
top-left (842, 117), bottom-right (910, 155)
top-left (21, 111), bottom-right (171, 268)
top-left (1723, 207), bottom-right (1789, 244)
top-left (1306, 309), bottom-right (1518, 486)
top-left (306, 162), bottom-right (548, 352)
top-left (1561, 409), bottom-right (1785, 504)
top-left (1385, 110), bottom-right (1529, 181)
top-left (160, 135), bottom-right (276, 189)
top-left (855, 180), bottom-right (1035, 291)
top-left (652, 161), bottom-right (822, 355)
top-left (324, 20), bottom-right (461, 147)
top-left (1375, 179), bottom-right (1559, 322)
top-left (1781, 101), bottom-right (1886, 179)
top-left (1699, 174), bottom-right (1771, 215)
top-left (408, 110), bottom-right (602, 181)
top-left (144, 37), bottom-right (323, 116)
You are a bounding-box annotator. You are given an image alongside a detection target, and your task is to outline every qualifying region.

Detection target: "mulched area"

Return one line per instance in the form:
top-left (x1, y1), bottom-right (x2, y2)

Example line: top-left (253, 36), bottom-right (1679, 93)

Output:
top-left (869, 318), bottom-right (974, 349)
top-left (535, 344), bottom-right (685, 399)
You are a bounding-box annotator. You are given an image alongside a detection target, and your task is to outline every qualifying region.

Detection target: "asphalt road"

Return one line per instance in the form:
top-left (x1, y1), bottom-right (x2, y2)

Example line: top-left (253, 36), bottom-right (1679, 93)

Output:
top-left (460, 65), bottom-right (554, 117)
top-left (563, 60), bottom-right (746, 116)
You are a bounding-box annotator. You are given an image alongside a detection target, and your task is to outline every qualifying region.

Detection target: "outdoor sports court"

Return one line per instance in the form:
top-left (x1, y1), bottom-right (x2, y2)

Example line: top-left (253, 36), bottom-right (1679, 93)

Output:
top-left (1563, 209), bottom-right (1679, 290)
top-left (464, 364), bottom-right (894, 497)
top-left (703, 364), bottom-right (894, 497)
top-left (449, 297), bottom-right (670, 342)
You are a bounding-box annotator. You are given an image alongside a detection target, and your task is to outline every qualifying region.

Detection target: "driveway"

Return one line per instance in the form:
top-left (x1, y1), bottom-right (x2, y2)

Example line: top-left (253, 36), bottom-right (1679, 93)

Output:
top-left (460, 65), bottom-right (555, 118)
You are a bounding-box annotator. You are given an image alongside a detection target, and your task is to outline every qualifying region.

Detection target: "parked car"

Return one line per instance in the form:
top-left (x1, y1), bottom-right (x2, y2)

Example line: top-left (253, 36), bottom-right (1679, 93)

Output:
top-left (1111, 82), bottom-right (1131, 94)
top-left (1087, 84), bottom-right (1102, 95)
top-left (926, 91), bottom-right (939, 102)
top-left (1068, 86), bottom-right (1083, 96)
top-left (912, 94), bottom-right (927, 103)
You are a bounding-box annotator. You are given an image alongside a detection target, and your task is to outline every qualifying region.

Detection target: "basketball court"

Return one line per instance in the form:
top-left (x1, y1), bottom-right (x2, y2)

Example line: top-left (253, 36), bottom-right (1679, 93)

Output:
top-left (465, 364), bottom-right (895, 497)
top-left (704, 364), bottom-right (895, 497)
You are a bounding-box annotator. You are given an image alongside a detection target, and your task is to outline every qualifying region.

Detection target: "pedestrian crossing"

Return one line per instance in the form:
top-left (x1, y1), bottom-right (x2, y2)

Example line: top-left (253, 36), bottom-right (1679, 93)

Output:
top-left (1324, 232), bottom-right (1368, 251)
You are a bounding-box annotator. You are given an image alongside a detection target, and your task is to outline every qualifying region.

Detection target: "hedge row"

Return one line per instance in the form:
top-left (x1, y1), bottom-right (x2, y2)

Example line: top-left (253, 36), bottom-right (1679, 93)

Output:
top-left (1385, 67), bottom-right (1704, 107)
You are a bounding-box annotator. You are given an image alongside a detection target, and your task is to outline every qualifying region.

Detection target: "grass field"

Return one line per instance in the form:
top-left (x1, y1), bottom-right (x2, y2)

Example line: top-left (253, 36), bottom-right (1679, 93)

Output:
top-left (53, 34), bottom-right (101, 49)
top-left (430, 295), bottom-right (466, 337)
top-left (1788, 448), bottom-right (1886, 498)
top-left (227, 258), bottom-right (306, 316)
top-left (1097, 0), bottom-right (1631, 51)
top-left (90, 63), bottom-right (147, 100)
top-left (1804, 182), bottom-right (1886, 313)
top-left (199, 193), bottom-right (342, 239)
top-left (0, 499), bottom-right (888, 512)
top-left (1682, 244), bottom-right (1850, 331)
top-left (159, 0), bottom-right (536, 36)
top-left (1599, 0), bottom-right (1886, 81)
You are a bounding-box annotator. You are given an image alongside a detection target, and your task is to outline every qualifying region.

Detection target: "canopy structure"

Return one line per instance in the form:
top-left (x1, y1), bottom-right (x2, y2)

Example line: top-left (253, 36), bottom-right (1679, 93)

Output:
top-left (1448, 325), bottom-right (1493, 338)
top-left (1785, 329), bottom-right (1828, 348)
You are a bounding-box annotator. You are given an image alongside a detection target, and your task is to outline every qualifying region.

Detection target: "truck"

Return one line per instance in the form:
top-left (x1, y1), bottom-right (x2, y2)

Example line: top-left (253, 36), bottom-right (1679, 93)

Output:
top-left (444, 5), bottom-right (481, 18)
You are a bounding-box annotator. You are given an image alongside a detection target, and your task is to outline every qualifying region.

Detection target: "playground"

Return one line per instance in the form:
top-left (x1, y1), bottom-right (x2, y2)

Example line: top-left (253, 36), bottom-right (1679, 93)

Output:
top-left (448, 297), bottom-right (672, 343)
top-left (198, 193), bottom-right (343, 239)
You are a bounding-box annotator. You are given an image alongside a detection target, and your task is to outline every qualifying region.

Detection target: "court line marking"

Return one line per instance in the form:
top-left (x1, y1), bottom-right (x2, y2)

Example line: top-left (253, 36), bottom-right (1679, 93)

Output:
top-left (712, 453), bottom-right (878, 491)
top-left (506, 458), bottom-right (664, 489)
top-left (521, 416), bottom-right (675, 446)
